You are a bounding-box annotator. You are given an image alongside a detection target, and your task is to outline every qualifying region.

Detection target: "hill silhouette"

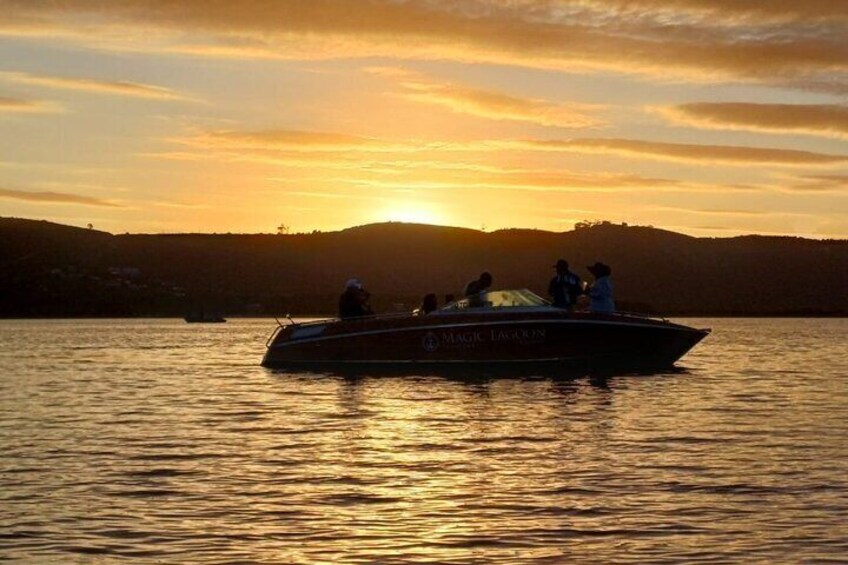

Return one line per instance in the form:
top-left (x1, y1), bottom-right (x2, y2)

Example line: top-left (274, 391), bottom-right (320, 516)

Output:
top-left (1, 217), bottom-right (846, 317)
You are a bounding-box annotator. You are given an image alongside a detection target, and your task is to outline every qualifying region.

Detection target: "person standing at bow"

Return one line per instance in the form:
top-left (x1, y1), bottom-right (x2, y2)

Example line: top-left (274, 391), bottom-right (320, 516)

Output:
top-left (586, 262), bottom-right (615, 313)
top-left (548, 259), bottom-right (582, 310)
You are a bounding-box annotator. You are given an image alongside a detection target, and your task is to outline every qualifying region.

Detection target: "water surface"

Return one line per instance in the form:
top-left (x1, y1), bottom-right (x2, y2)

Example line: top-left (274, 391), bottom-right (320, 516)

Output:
top-left (1, 318), bottom-right (846, 563)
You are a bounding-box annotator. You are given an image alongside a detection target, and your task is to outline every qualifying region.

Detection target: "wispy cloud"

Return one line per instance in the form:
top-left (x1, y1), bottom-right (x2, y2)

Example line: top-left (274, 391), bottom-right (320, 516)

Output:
top-left (341, 166), bottom-right (684, 193)
top-left (2, 71), bottom-right (191, 101)
top-left (167, 127), bottom-right (848, 167)
top-left (0, 95), bottom-right (58, 113)
top-left (157, 126), bottom-right (848, 177)
top-left (652, 206), bottom-right (770, 216)
top-left (660, 103), bottom-right (848, 138)
top-left (0, 187), bottom-right (123, 207)
top-left (579, 1), bottom-right (848, 23)
top-left (782, 174), bottom-right (848, 193)
top-left (254, 152), bottom-right (732, 194)
top-left (511, 138), bottom-right (848, 166)
top-left (171, 129), bottom-right (405, 153)
top-left (368, 67), bottom-right (605, 128)
top-left (149, 200), bottom-right (206, 209)
top-left (281, 189), bottom-right (383, 201)
top-left (2, 1), bottom-right (846, 92)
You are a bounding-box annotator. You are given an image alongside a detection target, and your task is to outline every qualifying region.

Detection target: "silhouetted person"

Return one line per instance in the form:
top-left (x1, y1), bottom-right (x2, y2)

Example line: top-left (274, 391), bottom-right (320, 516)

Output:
top-left (464, 272), bottom-right (493, 297)
top-left (548, 259), bottom-right (582, 310)
top-left (338, 278), bottom-right (374, 319)
top-left (587, 262), bottom-right (615, 313)
top-left (419, 293), bottom-right (438, 314)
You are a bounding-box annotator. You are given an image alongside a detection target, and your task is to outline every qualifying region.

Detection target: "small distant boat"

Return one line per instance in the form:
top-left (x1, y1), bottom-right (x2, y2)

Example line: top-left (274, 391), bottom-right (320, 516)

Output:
top-left (184, 312), bottom-right (226, 323)
top-left (262, 289), bottom-right (709, 371)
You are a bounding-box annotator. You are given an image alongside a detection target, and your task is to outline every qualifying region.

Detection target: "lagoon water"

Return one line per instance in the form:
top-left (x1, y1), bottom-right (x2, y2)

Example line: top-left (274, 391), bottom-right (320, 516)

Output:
top-left (1, 318), bottom-right (846, 563)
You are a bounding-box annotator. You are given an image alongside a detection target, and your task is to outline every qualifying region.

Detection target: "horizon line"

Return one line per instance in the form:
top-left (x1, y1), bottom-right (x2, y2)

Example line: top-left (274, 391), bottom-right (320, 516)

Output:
top-left (3, 216), bottom-right (846, 242)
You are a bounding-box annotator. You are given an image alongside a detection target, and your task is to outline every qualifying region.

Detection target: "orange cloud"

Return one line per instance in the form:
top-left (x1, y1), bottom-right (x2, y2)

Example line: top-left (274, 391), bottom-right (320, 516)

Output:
top-left (652, 206), bottom-right (770, 216)
top-left (342, 165), bottom-right (683, 192)
top-left (784, 174), bottom-right (848, 192)
top-left (245, 148), bottom-right (739, 194)
top-left (166, 127), bottom-right (848, 167)
top-left (0, 187), bottom-right (122, 207)
top-left (321, 163), bottom-right (761, 194)
top-left (3, 72), bottom-right (191, 101)
top-left (1, 1), bottom-right (846, 90)
top-left (660, 103), bottom-right (848, 138)
top-left (148, 199), bottom-right (206, 209)
top-left (370, 67), bottom-right (605, 128)
top-left (579, 1), bottom-right (848, 23)
top-left (283, 190), bottom-right (386, 201)
top-left (0, 95), bottom-right (57, 113)
top-left (512, 138), bottom-right (848, 166)
top-left (171, 129), bottom-right (404, 153)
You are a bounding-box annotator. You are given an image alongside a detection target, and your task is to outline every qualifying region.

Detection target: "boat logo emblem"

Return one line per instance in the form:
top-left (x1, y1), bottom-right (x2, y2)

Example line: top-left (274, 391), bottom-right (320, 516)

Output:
top-left (421, 331), bottom-right (440, 352)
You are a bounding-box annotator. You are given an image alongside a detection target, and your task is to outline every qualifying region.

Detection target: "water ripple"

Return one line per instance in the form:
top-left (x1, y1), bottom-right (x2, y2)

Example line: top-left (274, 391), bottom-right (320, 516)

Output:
top-left (1, 318), bottom-right (847, 563)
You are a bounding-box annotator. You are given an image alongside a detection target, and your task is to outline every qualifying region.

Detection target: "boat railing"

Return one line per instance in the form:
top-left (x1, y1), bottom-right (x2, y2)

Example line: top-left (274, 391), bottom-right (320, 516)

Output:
top-left (275, 307), bottom-right (668, 328)
top-left (265, 311), bottom-right (382, 347)
top-left (275, 305), bottom-right (569, 327)
top-left (274, 310), bottom-right (416, 328)
top-left (265, 324), bottom-right (283, 348)
top-left (609, 309), bottom-right (670, 323)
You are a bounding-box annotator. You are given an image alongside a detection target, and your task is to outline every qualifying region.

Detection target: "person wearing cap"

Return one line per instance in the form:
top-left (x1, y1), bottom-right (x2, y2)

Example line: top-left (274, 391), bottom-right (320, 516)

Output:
top-left (586, 262), bottom-right (615, 313)
top-left (338, 278), bottom-right (374, 319)
top-left (548, 259), bottom-right (582, 310)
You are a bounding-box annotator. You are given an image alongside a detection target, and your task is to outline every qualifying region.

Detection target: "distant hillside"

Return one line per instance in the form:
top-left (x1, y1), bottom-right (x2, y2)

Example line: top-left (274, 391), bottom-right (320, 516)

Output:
top-left (1, 217), bottom-right (846, 317)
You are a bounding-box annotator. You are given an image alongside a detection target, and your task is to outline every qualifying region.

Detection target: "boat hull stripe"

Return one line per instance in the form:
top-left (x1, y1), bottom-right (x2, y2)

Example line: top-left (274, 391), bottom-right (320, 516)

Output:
top-left (270, 317), bottom-right (697, 349)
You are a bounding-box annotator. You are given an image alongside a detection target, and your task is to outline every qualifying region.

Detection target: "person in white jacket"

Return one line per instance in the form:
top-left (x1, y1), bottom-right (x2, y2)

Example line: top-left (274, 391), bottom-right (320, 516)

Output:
top-left (587, 262), bottom-right (615, 313)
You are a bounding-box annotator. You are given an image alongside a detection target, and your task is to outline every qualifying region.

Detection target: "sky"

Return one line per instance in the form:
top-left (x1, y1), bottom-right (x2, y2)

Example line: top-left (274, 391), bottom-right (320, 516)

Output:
top-left (1, 1), bottom-right (847, 238)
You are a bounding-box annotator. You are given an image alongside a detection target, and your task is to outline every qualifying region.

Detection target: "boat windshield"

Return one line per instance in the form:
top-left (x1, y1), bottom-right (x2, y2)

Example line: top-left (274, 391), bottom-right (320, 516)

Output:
top-left (440, 289), bottom-right (550, 311)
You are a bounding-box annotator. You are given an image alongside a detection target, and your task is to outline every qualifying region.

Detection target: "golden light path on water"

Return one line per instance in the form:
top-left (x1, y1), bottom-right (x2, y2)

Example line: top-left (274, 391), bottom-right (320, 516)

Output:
top-left (0, 318), bottom-right (847, 563)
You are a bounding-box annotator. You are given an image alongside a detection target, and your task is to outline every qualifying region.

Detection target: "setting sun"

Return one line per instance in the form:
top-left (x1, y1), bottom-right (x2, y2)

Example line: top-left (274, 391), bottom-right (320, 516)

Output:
top-left (372, 200), bottom-right (447, 226)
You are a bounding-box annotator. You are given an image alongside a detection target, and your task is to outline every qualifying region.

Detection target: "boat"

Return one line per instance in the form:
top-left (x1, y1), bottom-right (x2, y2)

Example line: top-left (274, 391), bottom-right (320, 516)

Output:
top-left (184, 312), bottom-right (226, 323)
top-left (261, 289), bottom-right (709, 372)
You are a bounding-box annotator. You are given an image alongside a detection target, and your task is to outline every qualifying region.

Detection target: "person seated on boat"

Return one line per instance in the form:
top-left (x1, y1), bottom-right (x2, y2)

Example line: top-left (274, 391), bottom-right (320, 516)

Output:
top-left (586, 262), bottom-right (615, 313)
top-left (548, 259), bottom-right (582, 310)
top-left (464, 272), bottom-right (493, 297)
top-left (419, 293), bottom-right (438, 314)
top-left (338, 278), bottom-right (374, 319)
